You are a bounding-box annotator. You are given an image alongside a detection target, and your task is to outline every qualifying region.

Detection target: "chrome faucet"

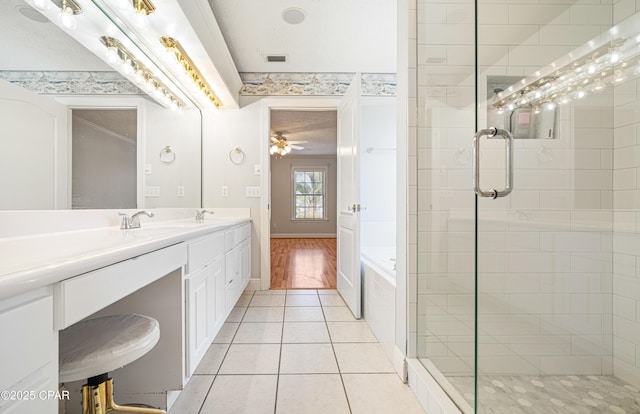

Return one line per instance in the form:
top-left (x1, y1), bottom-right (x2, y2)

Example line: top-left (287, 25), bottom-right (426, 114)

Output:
top-left (195, 209), bottom-right (214, 223)
top-left (119, 210), bottom-right (154, 229)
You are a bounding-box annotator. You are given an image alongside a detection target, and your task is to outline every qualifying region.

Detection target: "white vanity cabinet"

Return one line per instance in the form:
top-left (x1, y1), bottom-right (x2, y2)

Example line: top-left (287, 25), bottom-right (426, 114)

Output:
top-left (0, 294), bottom-right (57, 414)
top-left (224, 223), bottom-right (251, 315)
top-left (184, 232), bottom-right (226, 377)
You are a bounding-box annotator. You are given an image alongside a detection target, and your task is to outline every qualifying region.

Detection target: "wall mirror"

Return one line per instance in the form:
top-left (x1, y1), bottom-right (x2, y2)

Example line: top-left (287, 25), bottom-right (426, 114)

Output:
top-left (0, 0), bottom-right (202, 210)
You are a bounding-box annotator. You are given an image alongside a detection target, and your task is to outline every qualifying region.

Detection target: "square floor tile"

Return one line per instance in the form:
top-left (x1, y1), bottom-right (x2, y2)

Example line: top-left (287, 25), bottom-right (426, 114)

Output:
top-left (168, 375), bottom-right (214, 414)
top-left (286, 294), bottom-right (321, 307)
top-left (250, 294), bottom-right (286, 307)
top-left (227, 306), bottom-right (247, 322)
top-left (280, 343), bottom-right (338, 374)
top-left (333, 343), bottom-right (395, 373)
top-left (218, 343), bottom-right (281, 374)
top-left (319, 294), bottom-right (346, 307)
top-left (213, 323), bottom-right (239, 343)
top-left (201, 375), bottom-right (277, 414)
top-left (342, 374), bottom-right (426, 414)
top-left (194, 343), bottom-right (229, 374)
top-left (236, 294), bottom-right (252, 307)
top-left (327, 322), bottom-right (377, 342)
top-left (243, 306), bottom-right (285, 322)
top-left (284, 306), bottom-right (324, 322)
top-left (318, 289), bottom-right (339, 295)
top-left (233, 322), bottom-right (283, 344)
top-left (323, 306), bottom-right (357, 321)
top-left (276, 374), bottom-right (350, 414)
top-left (282, 322), bottom-right (330, 343)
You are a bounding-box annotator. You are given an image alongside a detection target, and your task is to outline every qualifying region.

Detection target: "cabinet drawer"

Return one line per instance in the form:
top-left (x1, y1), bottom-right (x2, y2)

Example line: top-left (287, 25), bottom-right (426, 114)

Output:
top-left (0, 296), bottom-right (54, 393)
top-left (238, 222), bottom-right (251, 241)
top-left (54, 243), bottom-right (186, 330)
top-left (187, 232), bottom-right (225, 273)
top-left (224, 228), bottom-right (239, 251)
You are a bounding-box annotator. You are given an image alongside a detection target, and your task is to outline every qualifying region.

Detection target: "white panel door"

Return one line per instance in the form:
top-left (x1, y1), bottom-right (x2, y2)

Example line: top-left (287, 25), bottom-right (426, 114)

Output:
top-left (337, 75), bottom-right (362, 318)
top-left (0, 80), bottom-right (69, 209)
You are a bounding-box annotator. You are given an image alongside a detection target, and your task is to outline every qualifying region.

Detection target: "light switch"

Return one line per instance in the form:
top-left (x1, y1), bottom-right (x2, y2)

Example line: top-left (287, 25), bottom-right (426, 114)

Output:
top-left (144, 164), bottom-right (152, 175)
top-left (254, 164), bottom-right (262, 175)
top-left (177, 186), bottom-right (185, 197)
top-left (221, 186), bottom-right (228, 197)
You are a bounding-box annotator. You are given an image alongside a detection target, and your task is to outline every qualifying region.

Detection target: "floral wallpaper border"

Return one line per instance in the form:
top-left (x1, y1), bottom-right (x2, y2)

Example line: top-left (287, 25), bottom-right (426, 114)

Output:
top-left (0, 71), bottom-right (143, 95)
top-left (240, 72), bottom-right (396, 96)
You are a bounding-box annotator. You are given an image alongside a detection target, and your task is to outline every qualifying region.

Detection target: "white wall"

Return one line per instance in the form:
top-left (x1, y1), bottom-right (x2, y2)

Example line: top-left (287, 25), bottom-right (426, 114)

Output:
top-left (361, 98), bottom-right (397, 248)
top-left (270, 155), bottom-right (337, 237)
top-left (611, 0), bottom-right (640, 389)
top-left (202, 99), bottom-right (264, 281)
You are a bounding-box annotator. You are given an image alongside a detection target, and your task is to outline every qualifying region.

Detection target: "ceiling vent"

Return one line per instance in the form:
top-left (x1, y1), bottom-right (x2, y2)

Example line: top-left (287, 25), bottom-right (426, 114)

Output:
top-left (266, 55), bottom-right (287, 63)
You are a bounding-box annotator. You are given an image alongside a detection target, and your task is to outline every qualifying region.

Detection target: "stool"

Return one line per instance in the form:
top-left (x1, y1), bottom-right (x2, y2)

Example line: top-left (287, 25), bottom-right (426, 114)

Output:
top-left (59, 314), bottom-right (166, 414)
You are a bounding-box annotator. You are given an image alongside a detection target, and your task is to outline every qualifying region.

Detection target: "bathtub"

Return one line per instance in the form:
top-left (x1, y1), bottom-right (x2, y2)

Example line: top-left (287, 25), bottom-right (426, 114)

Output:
top-left (361, 247), bottom-right (396, 361)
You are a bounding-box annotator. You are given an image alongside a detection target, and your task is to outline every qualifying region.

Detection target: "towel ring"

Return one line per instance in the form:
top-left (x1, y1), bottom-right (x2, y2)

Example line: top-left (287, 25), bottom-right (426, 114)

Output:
top-left (160, 146), bottom-right (176, 163)
top-left (229, 147), bottom-right (245, 164)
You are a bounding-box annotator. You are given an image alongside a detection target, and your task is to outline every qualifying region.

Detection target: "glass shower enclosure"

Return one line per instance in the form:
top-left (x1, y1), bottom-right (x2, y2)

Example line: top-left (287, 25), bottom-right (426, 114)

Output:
top-left (415, 0), bottom-right (640, 412)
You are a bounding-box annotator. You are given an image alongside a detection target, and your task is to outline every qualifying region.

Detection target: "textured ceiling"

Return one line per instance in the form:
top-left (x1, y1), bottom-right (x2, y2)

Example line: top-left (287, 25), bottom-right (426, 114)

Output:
top-left (208, 0), bottom-right (397, 73)
top-left (270, 110), bottom-right (337, 156)
top-left (73, 109), bottom-right (137, 142)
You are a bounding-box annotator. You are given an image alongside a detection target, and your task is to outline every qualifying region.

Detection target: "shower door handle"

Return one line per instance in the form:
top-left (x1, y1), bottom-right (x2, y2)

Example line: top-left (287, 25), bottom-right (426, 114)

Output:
top-left (472, 127), bottom-right (514, 199)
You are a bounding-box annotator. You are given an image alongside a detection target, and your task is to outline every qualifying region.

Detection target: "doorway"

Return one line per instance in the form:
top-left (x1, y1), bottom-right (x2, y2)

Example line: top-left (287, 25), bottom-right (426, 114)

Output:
top-left (268, 109), bottom-right (338, 290)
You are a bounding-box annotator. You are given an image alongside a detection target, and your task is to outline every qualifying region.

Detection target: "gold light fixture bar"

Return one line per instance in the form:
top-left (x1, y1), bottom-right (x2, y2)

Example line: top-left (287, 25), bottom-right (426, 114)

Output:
top-left (52, 0), bottom-right (82, 14)
top-left (100, 36), bottom-right (185, 110)
top-left (132, 0), bottom-right (155, 16)
top-left (160, 36), bottom-right (223, 109)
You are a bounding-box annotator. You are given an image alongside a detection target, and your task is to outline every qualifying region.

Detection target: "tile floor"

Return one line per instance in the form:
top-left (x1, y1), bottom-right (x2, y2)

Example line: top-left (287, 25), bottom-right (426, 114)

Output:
top-left (169, 289), bottom-right (425, 414)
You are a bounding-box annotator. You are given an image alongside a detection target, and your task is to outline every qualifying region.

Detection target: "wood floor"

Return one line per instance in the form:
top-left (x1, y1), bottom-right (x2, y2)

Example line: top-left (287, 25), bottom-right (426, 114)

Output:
top-left (270, 238), bottom-right (337, 289)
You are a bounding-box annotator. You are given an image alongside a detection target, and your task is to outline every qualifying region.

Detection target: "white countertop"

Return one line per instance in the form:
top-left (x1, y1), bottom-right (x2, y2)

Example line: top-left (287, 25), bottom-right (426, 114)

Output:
top-left (0, 216), bottom-right (250, 301)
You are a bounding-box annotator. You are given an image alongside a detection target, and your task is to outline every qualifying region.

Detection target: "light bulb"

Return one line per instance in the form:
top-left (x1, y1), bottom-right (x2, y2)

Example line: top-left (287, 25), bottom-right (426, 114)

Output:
top-left (506, 103), bottom-right (516, 111)
top-left (169, 100), bottom-right (180, 111)
top-left (270, 146), bottom-right (277, 155)
top-left (105, 46), bottom-right (120, 64)
top-left (534, 91), bottom-right (542, 99)
top-left (587, 63), bottom-right (597, 74)
top-left (609, 51), bottom-right (620, 64)
top-left (592, 78), bottom-right (605, 92)
top-left (58, 6), bottom-right (77, 30)
top-left (613, 70), bottom-right (627, 83)
top-left (573, 89), bottom-right (586, 99)
top-left (121, 59), bottom-right (134, 76)
top-left (33, 0), bottom-right (51, 11)
top-left (134, 69), bottom-right (145, 85)
top-left (133, 11), bottom-right (148, 29)
top-left (533, 106), bottom-right (541, 114)
top-left (496, 107), bottom-right (504, 115)
top-left (544, 102), bottom-right (556, 111)
top-left (558, 94), bottom-right (570, 105)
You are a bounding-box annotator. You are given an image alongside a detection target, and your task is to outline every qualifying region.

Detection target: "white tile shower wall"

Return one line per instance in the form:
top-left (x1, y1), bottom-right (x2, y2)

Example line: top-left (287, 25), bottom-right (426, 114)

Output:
top-left (415, 0), bottom-right (617, 385)
top-left (612, 6), bottom-right (640, 383)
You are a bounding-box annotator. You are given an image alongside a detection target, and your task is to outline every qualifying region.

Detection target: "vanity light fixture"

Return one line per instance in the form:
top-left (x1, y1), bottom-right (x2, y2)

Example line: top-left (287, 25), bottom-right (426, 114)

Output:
top-left (160, 36), bottom-right (223, 109)
top-left (490, 36), bottom-right (634, 113)
top-left (132, 0), bottom-right (155, 28)
top-left (100, 36), bottom-right (185, 111)
top-left (56, 0), bottom-right (82, 30)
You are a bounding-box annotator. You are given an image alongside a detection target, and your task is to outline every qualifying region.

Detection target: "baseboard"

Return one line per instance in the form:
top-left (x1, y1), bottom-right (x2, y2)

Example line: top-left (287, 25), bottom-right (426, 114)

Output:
top-left (270, 233), bottom-right (336, 238)
top-left (406, 359), bottom-right (467, 414)
top-left (394, 346), bottom-right (408, 382)
top-left (247, 278), bottom-right (262, 291)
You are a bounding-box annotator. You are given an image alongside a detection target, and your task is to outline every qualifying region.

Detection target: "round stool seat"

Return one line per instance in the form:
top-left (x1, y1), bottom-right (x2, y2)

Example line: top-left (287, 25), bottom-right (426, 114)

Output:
top-left (59, 314), bottom-right (160, 383)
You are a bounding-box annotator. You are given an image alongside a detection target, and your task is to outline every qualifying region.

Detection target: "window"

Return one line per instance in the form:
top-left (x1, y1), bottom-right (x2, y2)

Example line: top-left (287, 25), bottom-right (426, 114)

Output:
top-left (293, 167), bottom-right (327, 220)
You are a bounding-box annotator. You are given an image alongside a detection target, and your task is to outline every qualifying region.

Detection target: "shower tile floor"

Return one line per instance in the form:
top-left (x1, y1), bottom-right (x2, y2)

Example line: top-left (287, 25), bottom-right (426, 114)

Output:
top-left (169, 289), bottom-right (425, 414)
top-left (449, 374), bottom-right (640, 413)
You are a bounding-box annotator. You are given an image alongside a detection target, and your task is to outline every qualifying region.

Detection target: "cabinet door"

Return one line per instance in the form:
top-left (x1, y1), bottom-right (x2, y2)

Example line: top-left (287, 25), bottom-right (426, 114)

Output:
top-left (240, 239), bottom-right (251, 287)
top-left (186, 265), bottom-right (213, 376)
top-left (225, 248), bottom-right (240, 315)
top-left (209, 255), bottom-right (226, 334)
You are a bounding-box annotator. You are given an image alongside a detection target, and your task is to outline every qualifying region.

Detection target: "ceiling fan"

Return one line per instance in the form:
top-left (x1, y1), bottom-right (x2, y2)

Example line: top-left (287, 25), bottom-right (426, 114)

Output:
top-left (269, 134), bottom-right (308, 156)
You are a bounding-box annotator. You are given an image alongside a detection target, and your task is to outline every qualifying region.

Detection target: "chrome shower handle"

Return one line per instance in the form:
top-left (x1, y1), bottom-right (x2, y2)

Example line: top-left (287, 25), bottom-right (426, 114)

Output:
top-left (472, 127), bottom-right (514, 199)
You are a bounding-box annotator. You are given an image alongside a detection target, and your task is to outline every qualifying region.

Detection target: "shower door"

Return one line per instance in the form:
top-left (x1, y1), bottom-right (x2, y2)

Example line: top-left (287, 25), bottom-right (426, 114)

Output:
top-left (416, 0), bottom-right (640, 412)
top-left (473, 0), bottom-right (636, 412)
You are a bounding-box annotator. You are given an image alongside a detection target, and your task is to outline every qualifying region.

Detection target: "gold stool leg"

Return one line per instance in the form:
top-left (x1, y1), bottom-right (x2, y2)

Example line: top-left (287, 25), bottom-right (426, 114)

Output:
top-left (105, 378), bottom-right (166, 414)
top-left (83, 382), bottom-right (108, 414)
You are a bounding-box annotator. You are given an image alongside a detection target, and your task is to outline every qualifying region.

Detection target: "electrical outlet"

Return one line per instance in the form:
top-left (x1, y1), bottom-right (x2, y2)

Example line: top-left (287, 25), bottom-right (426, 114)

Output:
top-left (245, 186), bottom-right (261, 197)
top-left (177, 186), bottom-right (185, 197)
top-left (221, 186), bottom-right (228, 197)
top-left (145, 186), bottom-right (160, 197)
